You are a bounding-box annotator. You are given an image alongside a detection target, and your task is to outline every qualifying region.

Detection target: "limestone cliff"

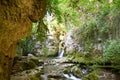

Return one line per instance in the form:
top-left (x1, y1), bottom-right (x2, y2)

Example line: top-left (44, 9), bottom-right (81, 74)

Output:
top-left (0, 0), bottom-right (46, 80)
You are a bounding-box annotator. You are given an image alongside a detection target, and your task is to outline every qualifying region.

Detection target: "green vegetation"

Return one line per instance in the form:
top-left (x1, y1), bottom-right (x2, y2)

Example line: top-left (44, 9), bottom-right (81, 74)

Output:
top-left (16, 0), bottom-right (120, 75)
top-left (59, 0), bottom-right (120, 73)
top-left (17, 20), bottom-right (48, 56)
top-left (82, 71), bottom-right (98, 80)
top-left (103, 39), bottom-right (120, 64)
top-left (3, 1), bottom-right (119, 80)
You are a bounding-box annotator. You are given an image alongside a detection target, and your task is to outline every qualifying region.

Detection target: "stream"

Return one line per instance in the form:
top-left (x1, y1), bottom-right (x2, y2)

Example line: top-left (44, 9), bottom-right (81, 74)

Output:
top-left (11, 55), bottom-right (120, 80)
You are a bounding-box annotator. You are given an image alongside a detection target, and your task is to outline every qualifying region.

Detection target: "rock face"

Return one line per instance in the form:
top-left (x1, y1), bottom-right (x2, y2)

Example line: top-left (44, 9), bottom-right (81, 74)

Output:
top-left (65, 27), bottom-right (105, 54)
top-left (65, 28), bottom-right (83, 53)
top-left (0, 0), bottom-right (46, 80)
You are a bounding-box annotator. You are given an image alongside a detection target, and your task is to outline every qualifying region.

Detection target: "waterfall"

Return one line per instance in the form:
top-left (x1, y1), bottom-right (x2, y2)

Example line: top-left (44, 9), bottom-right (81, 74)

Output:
top-left (63, 73), bottom-right (81, 80)
top-left (57, 32), bottom-right (65, 58)
top-left (58, 49), bottom-right (64, 58)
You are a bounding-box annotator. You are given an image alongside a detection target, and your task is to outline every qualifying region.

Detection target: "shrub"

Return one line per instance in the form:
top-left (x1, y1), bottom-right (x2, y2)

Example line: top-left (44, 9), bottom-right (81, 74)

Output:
top-left (103, 39), bottom-right (120, 64)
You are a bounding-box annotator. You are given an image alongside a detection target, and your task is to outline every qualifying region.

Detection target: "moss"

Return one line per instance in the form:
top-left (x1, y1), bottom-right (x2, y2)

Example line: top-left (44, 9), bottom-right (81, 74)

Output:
top-left (63, 67), bottom-right (71, 73)
top-left (21, 60), bottom-right (36, 70)
top-left (82, 72), bottom-right (98, 80)
top-left (30, 76), bottom-right (40, 80)
top-left (31, 59), bottom-right (39, 65)
top-left (30, 57), bottom-right (39, 65)
top-left (41, 47), bottom-right (59, 57)
top-left (47, 48), bottom-right (59, 57)
top-left (71, 65), bottom-right (83, 77)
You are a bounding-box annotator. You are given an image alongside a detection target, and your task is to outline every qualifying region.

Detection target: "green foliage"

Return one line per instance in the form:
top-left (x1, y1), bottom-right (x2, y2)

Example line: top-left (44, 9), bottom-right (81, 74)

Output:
top-left (68, 52), bottom-right (93, 64)
top-left (47, 0), bottom-right (62, 23)
top-left (18, 36), bottom-right (35, 56)
top-left (113, 0), bottom-right (120, 10)
top-left (47, 0), bottom-right (81, 26)
top-left (17, 20), bottom-right (48, 56)
top-left (73, 56), bottom-right (85, 63)
top-left (81, 21), bottom-right (98, 44)
top-left (35, 20), bottom-right (48, 42)
top-left (41, 47), bottom-right (49, 56)
top-left (92, 57), bottom-right (104, 64)
top-left (47, 0), bottom-right (120, 30)
top-left (103, 39), bottom-right (120, 64)
top-left (82, 71), bottom-right (98, 80)
top-left (64, 0), bottom-right (120, 67)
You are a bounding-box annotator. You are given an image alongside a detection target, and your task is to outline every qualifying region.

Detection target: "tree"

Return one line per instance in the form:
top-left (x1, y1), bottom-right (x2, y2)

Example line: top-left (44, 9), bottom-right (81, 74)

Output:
top-left (0, 0), bottom-right (47, 80)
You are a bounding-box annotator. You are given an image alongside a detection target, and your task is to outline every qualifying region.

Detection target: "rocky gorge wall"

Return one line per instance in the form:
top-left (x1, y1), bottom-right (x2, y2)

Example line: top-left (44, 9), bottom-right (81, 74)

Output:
top-left (65, 11), bottom-right (120, 54)
top-left (0, 0), bottom-right (46, 79)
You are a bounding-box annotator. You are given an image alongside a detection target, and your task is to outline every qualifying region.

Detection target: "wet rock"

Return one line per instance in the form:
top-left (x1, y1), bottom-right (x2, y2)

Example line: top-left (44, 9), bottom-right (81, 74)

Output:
top-left (21, 60), bottom-right (37, 70)
top-left (12, 56), bottom-right (41, 74)
top-left (11, 70), bottom-right (43, 80)
top-left (65, 28), bottom-right (83, 53)
top-left (28, 55), bottom-right (40, 66)
top-left (63, 65), bottom-right (83, 78)
top-left (71, 66), bottom-right (83, 78)
top-left (63, 66), bottom-right (71, 74)
top-left (48, 75), bottom-right (62, 79)
top-left (65, 27), bottom-right (104, 54)
top-left (32, 41), bottom-right (42, 56)
top-left (41, 47), bottom-right (59, 57)
top-left (97, 70), bottom-right (117, 80)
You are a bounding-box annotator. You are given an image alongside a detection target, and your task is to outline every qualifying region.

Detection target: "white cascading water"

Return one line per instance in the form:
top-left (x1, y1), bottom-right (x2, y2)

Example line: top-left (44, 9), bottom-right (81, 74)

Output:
top-left (63, 73), bottom-right (81, 80)
top-left (58, 36), bottom-right (65, 58)
top-left (58, 49), bottom-right (64, 58)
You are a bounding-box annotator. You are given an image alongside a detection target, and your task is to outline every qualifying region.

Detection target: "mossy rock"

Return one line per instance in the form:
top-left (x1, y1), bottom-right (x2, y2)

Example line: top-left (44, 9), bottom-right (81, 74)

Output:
top-left (32, 71), bottom-right (45, 80)
top-left (21, 60), bottom-right (37, 70)
top-left (47, 49), bottom-right (58, 57)
top-left (25, 72), bottom-right (43, 80)
top-left (63, 66), bottom-right (83, 78)
top-left (29, 77), bottom-right (42, 80)
top-left (71, 66), bottom-right (83, 77)
top-left (63, 67), bottom-right (71, 74)
top-left (82, 72), bottom-right (98, 80)
top-left (30, 57), bottom-right (39, 65)
top-left (41, 47), bottom-right (59, 57)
